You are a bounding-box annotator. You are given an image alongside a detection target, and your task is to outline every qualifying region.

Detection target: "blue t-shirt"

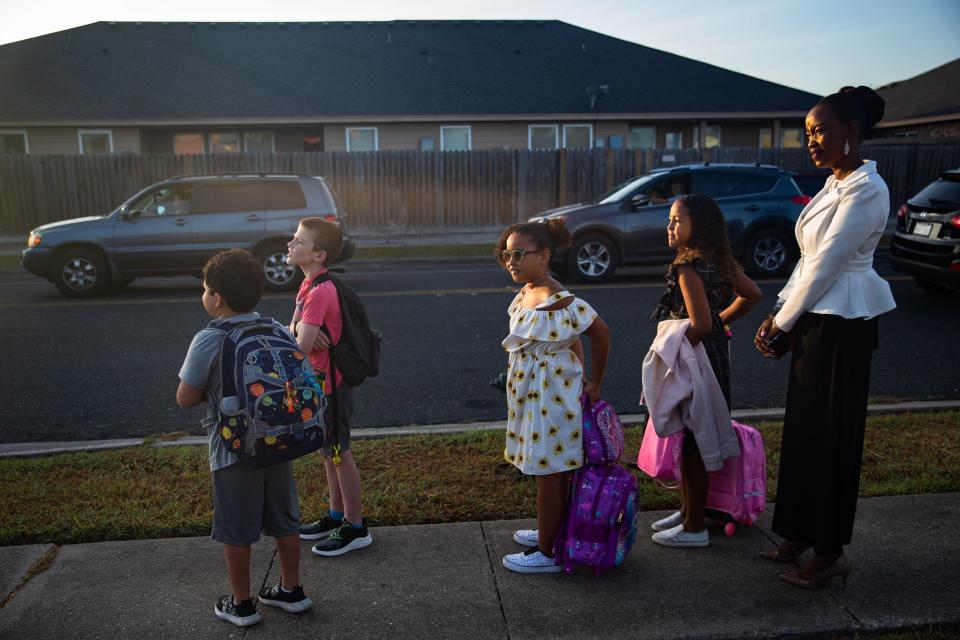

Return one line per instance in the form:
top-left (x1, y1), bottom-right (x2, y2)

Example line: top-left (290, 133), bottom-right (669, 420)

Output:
top-left (178, 312), bottom-right (263, 472)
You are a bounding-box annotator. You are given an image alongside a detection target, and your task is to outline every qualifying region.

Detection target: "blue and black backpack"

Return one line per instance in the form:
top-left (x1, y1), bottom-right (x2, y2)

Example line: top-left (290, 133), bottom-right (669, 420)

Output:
top-left (213, 317), bottom-right (327, 468)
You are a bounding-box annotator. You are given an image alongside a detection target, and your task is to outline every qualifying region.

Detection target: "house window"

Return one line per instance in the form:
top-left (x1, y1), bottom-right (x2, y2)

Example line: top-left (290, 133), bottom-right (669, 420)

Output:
top-left (78, 129), bottom-right (113, 154)
top-left (440, 126), bottom-right (471, 151)
top-left (664, 132), bottom-right (684, 149)
top-left (562, 124), bottom-right (593, 149)
top-left (0, 130), bottom-right (28, 154)
top-left (894, 131), bottom-right (919, 139)
top-left (692, 126), bottom-right (721, 149)
top-left (628, 126), bottom-right (655, 149)
top-left (244, 131), bottom-right (275, 153)
top-left (420, 137), bottom-right (435, 151)
top-left (780, 128), bottom-right (804, 148)
top-left (174, 133), bottom-right (205, 155)
top-left (346, 128), bottom-right (378, 152)
top-left (759, 128), bottom-right (773, 149)
top-left (528, 125), bottom-right (559, 150)
top-left (301, 136), bottom-right (324, 152)
top-left (209, 132), bottom-right (240, 153)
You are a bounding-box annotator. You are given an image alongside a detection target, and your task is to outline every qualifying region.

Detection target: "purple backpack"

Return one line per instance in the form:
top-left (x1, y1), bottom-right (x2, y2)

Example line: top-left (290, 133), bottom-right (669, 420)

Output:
top-left (582, 396), bottom-right (625, 464)
top-left (553, 463), bottom-right (641, 575)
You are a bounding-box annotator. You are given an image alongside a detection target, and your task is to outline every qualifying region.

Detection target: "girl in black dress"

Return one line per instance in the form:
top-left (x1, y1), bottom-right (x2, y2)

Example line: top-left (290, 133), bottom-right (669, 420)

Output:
top-left (650, 194), bottom-right (762, 547)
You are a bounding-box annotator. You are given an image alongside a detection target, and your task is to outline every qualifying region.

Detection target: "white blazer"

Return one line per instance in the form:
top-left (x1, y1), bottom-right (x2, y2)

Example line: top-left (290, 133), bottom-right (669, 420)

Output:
top-left (774, 160), bottom-right (896, 332)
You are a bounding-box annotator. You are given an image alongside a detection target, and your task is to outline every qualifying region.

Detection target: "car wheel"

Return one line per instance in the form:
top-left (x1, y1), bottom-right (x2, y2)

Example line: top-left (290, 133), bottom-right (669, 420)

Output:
top-left (913, 277), bottom-right (953, 295)
top-left (257, 243), bottom-right (300, 291)
top-left (566, 234), bottom-right (618, 283)
top-left (744, 229), bottom-right (793, 278)
top-left (52, 249), bottom-right (109, 298)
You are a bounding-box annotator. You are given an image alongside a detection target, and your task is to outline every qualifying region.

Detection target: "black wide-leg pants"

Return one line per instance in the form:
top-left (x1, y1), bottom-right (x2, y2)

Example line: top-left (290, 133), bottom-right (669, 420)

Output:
top-left (771, 312), bottom-right (879, 555)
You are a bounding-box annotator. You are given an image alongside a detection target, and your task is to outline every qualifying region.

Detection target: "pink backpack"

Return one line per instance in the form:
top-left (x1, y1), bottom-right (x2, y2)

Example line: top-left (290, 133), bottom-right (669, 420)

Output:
top-left (706, 420), bottom-right (767, 528)
top-left (636, 419), bottom-right (766, 531)
top-left (636, 417), bottom-right (682, 482)
top-left (582, 396), bottom-right (625, 464)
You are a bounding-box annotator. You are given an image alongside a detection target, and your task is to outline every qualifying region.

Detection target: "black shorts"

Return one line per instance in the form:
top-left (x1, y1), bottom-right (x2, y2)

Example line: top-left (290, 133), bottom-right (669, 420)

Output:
top-left (323, 383), bottom-right (355, 455)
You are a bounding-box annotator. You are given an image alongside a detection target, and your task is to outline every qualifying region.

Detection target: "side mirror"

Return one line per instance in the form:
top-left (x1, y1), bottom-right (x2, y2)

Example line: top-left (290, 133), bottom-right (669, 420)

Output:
top-left (123, 208), bottom-right (142, 220)
top-left (630, 194), bottom-right (650, 209)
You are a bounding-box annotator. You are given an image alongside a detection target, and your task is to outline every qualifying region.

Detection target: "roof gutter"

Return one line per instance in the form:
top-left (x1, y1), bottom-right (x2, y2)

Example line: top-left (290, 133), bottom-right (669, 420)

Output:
top-left (0, 111), bottom-right (809, 128)
top-left (874, 112), bottom-right (960, 128)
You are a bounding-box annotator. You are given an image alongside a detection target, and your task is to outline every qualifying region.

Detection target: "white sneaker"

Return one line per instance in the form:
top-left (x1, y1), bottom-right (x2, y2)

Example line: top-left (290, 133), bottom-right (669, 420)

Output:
top-left (651, 511), bottom-right (683, 532)
top-left (502, 547), bottom-right (562, 574)
top-left (651, 524), bottom-right (709, 548)
top-left (513, 529), bottom-right (538, 547)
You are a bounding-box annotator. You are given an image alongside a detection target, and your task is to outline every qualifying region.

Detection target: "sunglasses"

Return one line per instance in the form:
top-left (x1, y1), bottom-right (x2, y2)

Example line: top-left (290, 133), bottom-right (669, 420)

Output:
top-left (500, 248), bottom-right (543, 263)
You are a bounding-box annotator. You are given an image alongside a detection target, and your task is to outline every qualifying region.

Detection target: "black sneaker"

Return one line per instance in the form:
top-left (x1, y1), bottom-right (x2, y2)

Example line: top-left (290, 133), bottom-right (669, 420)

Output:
top-left (299, 515), bottom-right (343, 540)
top-left (311, 519), bottom-right (373, 557)
top-left (259, 583), bottom-right (314, 613)
top-left (214, 595), bottom-right (261, 627)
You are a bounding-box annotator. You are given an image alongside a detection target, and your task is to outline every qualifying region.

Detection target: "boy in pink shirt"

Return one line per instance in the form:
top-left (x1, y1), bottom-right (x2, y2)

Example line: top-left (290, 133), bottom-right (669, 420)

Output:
top-left (287, 217), bottom-right (371, 556)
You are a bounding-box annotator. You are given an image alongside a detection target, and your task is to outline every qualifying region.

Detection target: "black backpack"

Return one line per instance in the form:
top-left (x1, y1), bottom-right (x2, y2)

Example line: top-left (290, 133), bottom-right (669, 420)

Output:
top-left (310, 272), bottom-right (381, 387)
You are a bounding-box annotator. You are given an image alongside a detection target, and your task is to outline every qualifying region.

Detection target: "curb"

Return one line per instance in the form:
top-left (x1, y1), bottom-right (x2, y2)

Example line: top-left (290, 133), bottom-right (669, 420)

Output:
top-left (3, 399), bottom-right (959, 459)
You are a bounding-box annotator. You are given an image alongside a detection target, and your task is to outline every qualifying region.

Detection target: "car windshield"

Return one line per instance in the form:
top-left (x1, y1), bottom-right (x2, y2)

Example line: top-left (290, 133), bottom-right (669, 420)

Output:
top-left (595, 175), bottom-right (663, 204)
top-left (912, 176), bottom-right (960, 206)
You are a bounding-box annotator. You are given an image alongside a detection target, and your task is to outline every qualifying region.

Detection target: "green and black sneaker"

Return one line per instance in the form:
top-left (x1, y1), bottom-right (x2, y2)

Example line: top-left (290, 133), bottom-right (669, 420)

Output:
top-left (311, 518), bottom-right (372, 557)
top-left (299, 514), bottom-right (343, 541)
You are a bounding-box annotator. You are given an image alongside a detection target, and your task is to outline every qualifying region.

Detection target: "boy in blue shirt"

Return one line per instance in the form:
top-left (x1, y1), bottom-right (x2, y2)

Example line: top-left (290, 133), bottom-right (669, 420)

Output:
top-left (177, 249), bottom-right (313, 627)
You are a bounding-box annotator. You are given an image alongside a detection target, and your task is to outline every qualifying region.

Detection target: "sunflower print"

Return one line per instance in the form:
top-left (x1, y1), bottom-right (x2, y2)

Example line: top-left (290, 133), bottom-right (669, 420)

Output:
top-left (503, 291), bottom-right (593, 475)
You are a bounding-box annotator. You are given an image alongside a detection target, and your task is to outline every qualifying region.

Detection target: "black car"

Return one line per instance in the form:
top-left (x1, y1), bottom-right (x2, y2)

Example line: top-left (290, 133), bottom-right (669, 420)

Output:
top-left (529, 163), bottom-right (811, 281)
top-left (889, 168), bottom-right (960, 293)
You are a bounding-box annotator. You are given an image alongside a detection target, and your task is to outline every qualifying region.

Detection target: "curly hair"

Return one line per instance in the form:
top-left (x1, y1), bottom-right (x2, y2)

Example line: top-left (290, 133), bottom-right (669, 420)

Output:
top-left (672, 194), bottom-right (742, 285)
top-left (495, 219), bottom-right (572, 263)
top-left (202, 248), bottom-right (264, 312)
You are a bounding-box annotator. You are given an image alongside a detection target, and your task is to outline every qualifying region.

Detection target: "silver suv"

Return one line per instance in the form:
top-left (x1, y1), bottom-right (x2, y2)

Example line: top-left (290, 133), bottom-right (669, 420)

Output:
top-left (21, 174), bottom-right (354, 297)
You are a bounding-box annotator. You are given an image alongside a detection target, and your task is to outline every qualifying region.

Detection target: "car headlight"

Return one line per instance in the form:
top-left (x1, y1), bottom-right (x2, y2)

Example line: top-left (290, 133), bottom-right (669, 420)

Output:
top-left (27, 231), bottom-right (42, 248)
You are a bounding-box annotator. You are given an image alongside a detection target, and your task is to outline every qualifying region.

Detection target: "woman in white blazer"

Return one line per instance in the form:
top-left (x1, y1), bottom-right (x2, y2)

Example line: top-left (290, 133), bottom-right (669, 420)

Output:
top-left (754, 86), bottom-right (895, 590)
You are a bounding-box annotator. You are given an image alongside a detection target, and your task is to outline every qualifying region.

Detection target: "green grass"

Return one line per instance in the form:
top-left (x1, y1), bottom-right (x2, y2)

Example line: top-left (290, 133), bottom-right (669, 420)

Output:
top-left (352, 243), bottom-right (494, 260)
top-left (1, 411), bottom-right (958, 546)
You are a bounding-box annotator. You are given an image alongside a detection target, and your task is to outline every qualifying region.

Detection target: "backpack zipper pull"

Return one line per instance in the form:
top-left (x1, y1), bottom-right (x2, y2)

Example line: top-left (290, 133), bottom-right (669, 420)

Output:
top-left (284, 381), bottom-right (297, 413)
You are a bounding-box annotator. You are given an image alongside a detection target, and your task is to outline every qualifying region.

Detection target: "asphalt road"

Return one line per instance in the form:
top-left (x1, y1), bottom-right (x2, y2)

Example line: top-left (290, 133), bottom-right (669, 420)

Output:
top-left (1, 255), bottom-right (958, 443)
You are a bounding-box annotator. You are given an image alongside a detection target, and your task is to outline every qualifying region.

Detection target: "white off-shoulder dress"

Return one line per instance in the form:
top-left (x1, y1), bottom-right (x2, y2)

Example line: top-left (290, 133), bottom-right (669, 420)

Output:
top-left (502, 290), bottom-right (597, 475)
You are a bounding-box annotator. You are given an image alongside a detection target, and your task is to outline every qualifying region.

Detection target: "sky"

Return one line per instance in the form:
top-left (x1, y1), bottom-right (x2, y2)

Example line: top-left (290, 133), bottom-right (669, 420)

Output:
top-left (0, 0), bottom-right (957, 96)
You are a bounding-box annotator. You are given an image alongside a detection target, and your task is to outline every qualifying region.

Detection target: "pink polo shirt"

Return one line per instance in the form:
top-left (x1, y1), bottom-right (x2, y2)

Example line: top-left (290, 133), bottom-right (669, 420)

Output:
top-left (296, 271), bottom-right (343, 391)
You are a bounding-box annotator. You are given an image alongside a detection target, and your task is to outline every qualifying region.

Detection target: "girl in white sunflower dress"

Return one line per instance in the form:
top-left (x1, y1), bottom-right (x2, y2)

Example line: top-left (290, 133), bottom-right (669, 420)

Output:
top-left (503, 290), bottom-right (597, 473)
top-left (497, 220), bottom-right (611, 574)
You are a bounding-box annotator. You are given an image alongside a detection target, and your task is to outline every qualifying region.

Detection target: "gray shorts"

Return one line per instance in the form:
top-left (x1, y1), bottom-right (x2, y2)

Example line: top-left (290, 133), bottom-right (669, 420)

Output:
top-left (324, 383), bottom-right (355, 456)
top-left (211, 461), bottom-right (300, 546)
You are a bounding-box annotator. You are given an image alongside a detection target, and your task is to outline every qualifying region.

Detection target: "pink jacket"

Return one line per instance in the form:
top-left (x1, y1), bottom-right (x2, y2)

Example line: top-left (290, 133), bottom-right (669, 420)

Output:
top-left (641, 319), bottom-right (740, 472)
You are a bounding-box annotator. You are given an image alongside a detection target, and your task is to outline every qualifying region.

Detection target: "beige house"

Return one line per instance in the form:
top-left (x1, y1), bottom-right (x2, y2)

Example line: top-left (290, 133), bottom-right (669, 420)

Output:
top-left (0, 21), bottom-right (819, 156)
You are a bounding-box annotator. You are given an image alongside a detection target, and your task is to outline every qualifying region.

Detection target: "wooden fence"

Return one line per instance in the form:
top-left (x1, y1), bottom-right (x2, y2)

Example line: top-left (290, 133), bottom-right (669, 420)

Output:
top-left (2, 145), bottom-right (959, 234)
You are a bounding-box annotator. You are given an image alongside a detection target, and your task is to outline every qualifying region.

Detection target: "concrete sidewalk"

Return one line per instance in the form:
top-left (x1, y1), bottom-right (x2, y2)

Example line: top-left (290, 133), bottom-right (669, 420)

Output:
top-left (1, 494), bottom-right (957, 639)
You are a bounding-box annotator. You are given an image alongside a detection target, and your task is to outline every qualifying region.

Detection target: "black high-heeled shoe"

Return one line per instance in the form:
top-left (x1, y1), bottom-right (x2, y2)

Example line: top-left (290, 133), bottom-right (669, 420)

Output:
top-left (779, 555), bottom-right (851, 590)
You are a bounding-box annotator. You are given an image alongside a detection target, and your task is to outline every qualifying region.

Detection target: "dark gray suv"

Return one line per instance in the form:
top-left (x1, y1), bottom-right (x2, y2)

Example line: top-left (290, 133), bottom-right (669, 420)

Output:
top-left (22, 173), bottom-right (355, 297)
top-left (529, 163), bottom-right (811, 281)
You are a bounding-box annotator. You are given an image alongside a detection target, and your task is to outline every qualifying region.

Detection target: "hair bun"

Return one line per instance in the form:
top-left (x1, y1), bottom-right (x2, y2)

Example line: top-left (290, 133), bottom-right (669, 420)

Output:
top-left (847, 85), bottom-right (885, 128)
top-left (546, 218), bottom-right (573, 252)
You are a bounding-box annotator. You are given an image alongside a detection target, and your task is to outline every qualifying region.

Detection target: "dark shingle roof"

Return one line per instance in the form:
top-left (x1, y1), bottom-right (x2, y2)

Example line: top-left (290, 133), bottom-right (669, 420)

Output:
top-left (876, 58), bottom-right (960, 123)
top-left (0, 20), bottom-right (820, 122)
